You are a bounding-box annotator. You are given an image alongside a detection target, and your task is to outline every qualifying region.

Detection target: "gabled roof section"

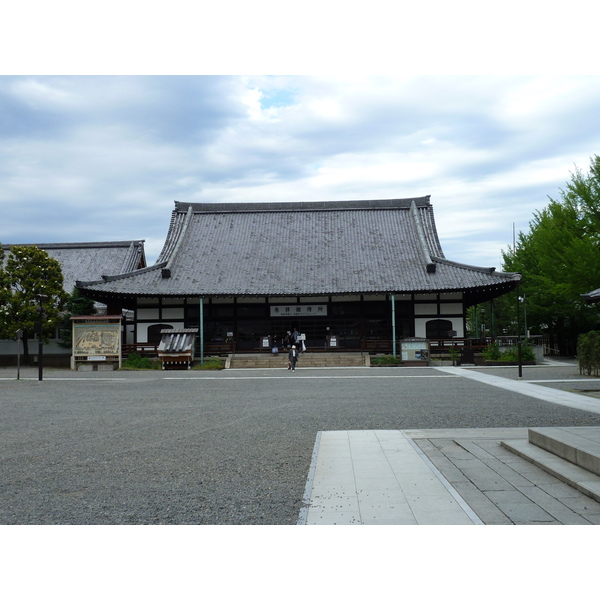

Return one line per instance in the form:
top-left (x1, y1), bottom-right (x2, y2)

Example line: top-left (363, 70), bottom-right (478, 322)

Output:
top-left (77, 198), bottom-right (521, 300)
top-left (582, 288), bottom-right (600, 304)
top-left (2, 241), bottom-right (146, 293)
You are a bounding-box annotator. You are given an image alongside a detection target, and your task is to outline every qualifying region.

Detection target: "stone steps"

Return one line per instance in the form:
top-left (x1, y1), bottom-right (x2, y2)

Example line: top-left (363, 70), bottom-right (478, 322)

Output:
top-left (229, 352), bottom-right (366, 369)
top-left (501, 427), bottom-right (600, 503)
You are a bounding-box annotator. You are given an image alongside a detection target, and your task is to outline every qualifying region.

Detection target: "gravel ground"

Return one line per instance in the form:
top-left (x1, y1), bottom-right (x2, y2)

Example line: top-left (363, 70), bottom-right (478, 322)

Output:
top-left (2, 362), bottom-right (600, 525)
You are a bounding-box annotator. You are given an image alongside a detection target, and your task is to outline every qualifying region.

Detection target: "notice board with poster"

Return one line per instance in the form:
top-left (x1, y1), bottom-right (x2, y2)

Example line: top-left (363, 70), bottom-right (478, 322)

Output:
top-left (400, 338), bottom-right (430, 366)
top-left (71, 315), bottom-right (122, 370)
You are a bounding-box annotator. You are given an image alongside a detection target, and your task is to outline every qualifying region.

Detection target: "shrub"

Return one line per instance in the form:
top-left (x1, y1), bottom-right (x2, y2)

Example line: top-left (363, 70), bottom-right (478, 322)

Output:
top-left (121, 353), bottom-right (158, 370)
top-left (578, 331), bottom-right (600, 376)
top-left (194, 357), bottom-right (225, 370)
top-left (447, 346), bottom-right (461, 364)
top-left (500, 342), bottom-right (536, 363)
top-left (371, 355), bottom-right (400, 366)
top-left (482, 342), bottom-right (502, 361)
top-left (483, 341), bottom-right (536, 363)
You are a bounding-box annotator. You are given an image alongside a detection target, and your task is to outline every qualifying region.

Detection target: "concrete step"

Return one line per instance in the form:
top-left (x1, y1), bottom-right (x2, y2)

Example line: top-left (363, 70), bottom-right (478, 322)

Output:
top-left (228, 352), bottom-right (366, 369)
top-left (528, 427), bottom-right (600, 477)
top-left (501, 427), bottom-right (600, 503)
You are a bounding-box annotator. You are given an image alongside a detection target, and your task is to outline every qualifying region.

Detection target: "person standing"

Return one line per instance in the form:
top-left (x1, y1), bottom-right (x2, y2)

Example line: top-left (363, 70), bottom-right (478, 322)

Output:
top-left (288, 345), bottom-right (298, 372)
top-left (291, 327), bottom-right (301, 347)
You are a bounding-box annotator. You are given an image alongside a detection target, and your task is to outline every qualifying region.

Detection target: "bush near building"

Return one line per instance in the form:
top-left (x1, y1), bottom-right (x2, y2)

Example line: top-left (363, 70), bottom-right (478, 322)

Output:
top-left (578, 331), bottom-right (600, 376)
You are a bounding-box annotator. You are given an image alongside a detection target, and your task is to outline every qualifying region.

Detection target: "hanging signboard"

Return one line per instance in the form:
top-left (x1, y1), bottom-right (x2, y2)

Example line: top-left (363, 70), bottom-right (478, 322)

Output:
top-left (270, 305), bottom-right (327, 317)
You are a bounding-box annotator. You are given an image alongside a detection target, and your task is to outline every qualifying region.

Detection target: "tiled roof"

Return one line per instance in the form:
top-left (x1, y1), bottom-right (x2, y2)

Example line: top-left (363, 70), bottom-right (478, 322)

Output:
top-left (2, 241), bottom-right (145, 292)
top-left (582, 288), bottom-right (600, 303)
top-left (76, 198), bottom-right (520, 300)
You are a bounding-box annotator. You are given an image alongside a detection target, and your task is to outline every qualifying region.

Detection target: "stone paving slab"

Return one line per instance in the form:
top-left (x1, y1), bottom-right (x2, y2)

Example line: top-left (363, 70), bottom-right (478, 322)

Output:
top-left (411, 428), bottom-right (600, 524)
top-left (300, 430), bottom-right (479, 525)
top-left (302, 427), bottom-right (600, 525)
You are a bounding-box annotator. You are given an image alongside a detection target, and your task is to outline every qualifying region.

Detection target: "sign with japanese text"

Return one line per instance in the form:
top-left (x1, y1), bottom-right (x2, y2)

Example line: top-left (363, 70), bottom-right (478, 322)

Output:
top-left (270, 305), bottom-right (327, 317)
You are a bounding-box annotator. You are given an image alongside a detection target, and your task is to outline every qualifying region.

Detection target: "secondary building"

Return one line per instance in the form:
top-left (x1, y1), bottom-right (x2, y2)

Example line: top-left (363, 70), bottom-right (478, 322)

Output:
top-left (0, 241), bottom-right (146, 364)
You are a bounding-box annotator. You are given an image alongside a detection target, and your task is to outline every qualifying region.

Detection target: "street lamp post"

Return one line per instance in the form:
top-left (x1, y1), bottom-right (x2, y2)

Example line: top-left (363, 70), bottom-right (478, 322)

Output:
top-left (480, 308), bottom-right (486, 344)
top-left (519, 294), bottom-right (528, 338)
top-left (16, 329), bottom-right (23, 380)
top-left (35, 294), bottom-right (48, 381)
top-left (516, 293), bottom-right (522, 378)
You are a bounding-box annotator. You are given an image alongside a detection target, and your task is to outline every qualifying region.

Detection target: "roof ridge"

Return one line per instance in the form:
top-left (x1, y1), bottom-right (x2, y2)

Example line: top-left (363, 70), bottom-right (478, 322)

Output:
top-left (2, 240), bottom-right (144, 249)
top-left (432, 256), bottom-right (520, 279)
top-left (164, 206), bottom-right (193, 271)
top-left (174, 196), bottom-right (431, 214)
top-left (76, 261), bottom-right (168, 287)
top-left (409, 201), bottom-right (433, 267)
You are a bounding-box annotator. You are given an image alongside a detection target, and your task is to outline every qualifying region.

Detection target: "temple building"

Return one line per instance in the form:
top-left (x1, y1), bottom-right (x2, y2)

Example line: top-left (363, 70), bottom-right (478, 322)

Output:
top-left (2, 241), bottom-right (146, 298)
top-left (0, 241), bottom-right (145, 363)
top-left (76, 197), bottom-right (521, 354)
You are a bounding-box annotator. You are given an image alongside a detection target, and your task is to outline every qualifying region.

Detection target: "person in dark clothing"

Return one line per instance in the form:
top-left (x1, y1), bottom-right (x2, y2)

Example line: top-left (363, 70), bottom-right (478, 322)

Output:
top-left (288, 345), bottom-right (298, 372)
top-left (291, 328), bottom-right (300, 347)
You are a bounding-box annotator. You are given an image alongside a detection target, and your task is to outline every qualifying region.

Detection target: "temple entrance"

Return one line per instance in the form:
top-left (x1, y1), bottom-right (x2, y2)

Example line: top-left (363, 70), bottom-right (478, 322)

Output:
top-left (273, 319), bottom-right (362, 351)
top-left (184, 297), bottom-right (411, 352)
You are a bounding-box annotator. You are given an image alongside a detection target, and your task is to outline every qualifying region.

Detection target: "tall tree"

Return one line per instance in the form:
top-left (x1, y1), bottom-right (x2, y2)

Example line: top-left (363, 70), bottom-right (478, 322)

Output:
top-left (1, 245), bottom-right (69, 358)
top-left (501, 155), bottom-right (600, 354)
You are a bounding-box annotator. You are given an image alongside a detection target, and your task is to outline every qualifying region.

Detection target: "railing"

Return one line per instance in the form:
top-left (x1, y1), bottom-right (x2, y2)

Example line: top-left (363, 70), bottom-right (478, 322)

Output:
top-left (429, 338), bottom-right (487, 351)
top-left (203, 341), bottom-right (235, 356)
top-left (361, 339), bottom-right (393, 353)
top-left (360, 338), bottom-right (488, 353)
top-left (122, 343), bottom-right (158, 358)
top-left (123, 337), bottom-right (552, 360)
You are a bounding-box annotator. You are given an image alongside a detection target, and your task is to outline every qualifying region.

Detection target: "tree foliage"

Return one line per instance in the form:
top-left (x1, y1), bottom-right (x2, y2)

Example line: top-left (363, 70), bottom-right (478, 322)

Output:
top-left (500, 155), bottom-right (600, 353)
top-left (57, 288), bottom-right (97, 348)
top-left (0, 245), bottom-right (69, 349)
top-left (578, 330), bottom-right (600, 376)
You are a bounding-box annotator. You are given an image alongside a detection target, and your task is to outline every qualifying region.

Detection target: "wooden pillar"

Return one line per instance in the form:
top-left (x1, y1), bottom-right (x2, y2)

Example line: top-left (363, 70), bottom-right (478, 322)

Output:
top-left (199, 296), bottom-right (204, 365)
top-left (391, 294), bottom-right (397, 357)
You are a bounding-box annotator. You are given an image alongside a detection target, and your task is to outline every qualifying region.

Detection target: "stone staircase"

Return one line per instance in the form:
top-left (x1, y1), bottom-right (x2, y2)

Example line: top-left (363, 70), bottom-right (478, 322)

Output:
top-left (228, 352), bottom-right (366, 369)
top-left (501, 427), bottom-right (600, 503)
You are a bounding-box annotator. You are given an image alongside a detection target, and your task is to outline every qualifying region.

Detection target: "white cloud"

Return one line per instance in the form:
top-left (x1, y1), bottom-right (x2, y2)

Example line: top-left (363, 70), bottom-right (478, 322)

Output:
top-left (9, 78), bottom-right (74, 110)
top-left (1, 74), bottom-right (599, 272)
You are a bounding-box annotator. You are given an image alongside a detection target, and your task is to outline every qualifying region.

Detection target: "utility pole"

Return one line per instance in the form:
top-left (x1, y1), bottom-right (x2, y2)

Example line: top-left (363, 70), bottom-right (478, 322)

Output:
top-left (35, 294), bottom-right (48, 381)
top-left (516, 292), bottom-right (522, 378)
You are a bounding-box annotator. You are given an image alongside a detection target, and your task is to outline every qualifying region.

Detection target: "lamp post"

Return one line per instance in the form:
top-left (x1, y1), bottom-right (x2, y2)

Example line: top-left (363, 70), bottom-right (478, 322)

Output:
top-left (35, 294), bottom-right (48, 381)
top-left (480, 308), bottom-right (486, 344)
top-left (516, 292), bottom-right (522, 378)
top-left (519, 294), bottom-right (528, 338)
top-left (16, 329), bottom-right (23, 380)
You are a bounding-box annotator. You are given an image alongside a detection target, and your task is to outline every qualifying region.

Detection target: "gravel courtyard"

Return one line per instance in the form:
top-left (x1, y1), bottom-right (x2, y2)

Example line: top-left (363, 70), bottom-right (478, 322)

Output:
top-left (3, 364), bottom-right (600, 525)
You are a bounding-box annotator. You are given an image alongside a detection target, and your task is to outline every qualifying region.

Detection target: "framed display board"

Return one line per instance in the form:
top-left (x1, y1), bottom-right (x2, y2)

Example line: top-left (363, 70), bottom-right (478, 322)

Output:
top-left (71, 316), bottom-right (122, 369)
top-left (400, 338), bottom-right (429, 365)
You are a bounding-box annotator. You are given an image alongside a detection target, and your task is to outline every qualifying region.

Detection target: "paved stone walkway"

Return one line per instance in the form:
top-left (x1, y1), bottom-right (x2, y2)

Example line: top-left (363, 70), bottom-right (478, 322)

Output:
top-left (300, 364), bottom-right (600, 525)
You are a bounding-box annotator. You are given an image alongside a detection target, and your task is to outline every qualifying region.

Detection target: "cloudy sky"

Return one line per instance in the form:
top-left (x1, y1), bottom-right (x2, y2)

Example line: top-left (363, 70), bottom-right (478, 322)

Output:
top-left (1, 2), bottom-right (599, 273)
top-left (1, 74), bottom-right (599, 270)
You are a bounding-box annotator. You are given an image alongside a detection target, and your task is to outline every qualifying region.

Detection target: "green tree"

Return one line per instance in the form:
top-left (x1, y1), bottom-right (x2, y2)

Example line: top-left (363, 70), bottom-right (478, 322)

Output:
top-left (57, 287), bottom-right (97, 348)
top-left (501, 155), bottom-right (600, 354)
top-left (1, 245), bottom-right (69, 359)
